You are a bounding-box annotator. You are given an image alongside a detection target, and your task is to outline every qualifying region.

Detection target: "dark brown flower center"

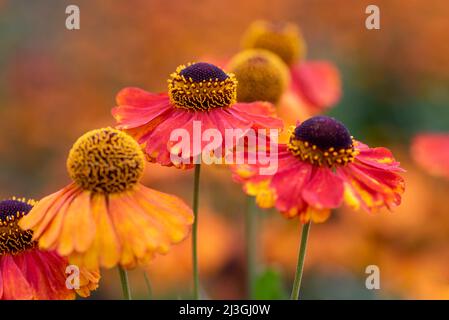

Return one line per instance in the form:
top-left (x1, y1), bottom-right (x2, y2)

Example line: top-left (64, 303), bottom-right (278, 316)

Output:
top-left (180, 62), bottom-right (229, 82)
top-left (168, 62), bottom-right (237, 111)
top-left (295, 116), bottom-right (353, 150)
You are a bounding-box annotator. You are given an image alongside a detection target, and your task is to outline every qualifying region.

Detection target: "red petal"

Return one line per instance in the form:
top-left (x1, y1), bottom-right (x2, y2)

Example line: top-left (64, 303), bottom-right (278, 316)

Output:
top-left (0, 255), bottom-right (33, 300)
top-left (114, 88), bottom-right (282, 168)
top-left (141, 108), bottom-right (195, 166)
top-left (356, 144), bottom-right (404, 172)
top-left (271, 158), bottom-right (313, 214)
top-left (139, 107), bottom-right (255, 168)
top-left (338, 160), bottom-right (405, 212)
top-left (15, 250), bottom-right (72, 300)
top-left (115, 87), bottom-right (167, 107)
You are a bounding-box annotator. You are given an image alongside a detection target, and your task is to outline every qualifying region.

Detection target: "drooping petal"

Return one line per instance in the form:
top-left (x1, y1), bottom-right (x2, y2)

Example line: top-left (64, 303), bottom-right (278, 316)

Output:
top-left (36, 187), bottom-right (86, 251)
top-left (20, 182), bottom-right (193, 270)
top-left (231, 144), bottom-right (303, 212)
top-left (0, 255), bottom-right (33, 300)
top-left (112, 88), bottom-right (173, 129)
top-left (1, 249), bottom-right (98, 300)
top-left (19, 183), bottom-right (79, 235)
top-left (299, 206), bottom-right (332, 224)
top-left (73, 193), bottom-right (121, 270)
top-left (76, 267), bottom-right (100, 298)
top-left (13, 252), bottom-right (52, 300)
top-left (338, 161), bottom-right (405, 212)
top-left (134, 184), bottom-right (195, 235)
top-left (113, 87), bottom-right (283, 168)
top-left (142, 108), bottom-right (196, 167)
top-left (103, 184), bottom-right (193, 269)
top-left (107, 194), bottom-right (162, 268)
top-left (356, 142), bottom-right (404, 172)
top-left (271, 159), bottom-right (313, 217)
top-left (57, 190), bottom-right (95, 255)
top-left (17, 250), bottom-right (73, 300)
top-left (232, 143), bottom-right (347, 223)
top-left (335, 142), bottom-right (405, 212)
top-left (141, 106), bottom-right (255, 167)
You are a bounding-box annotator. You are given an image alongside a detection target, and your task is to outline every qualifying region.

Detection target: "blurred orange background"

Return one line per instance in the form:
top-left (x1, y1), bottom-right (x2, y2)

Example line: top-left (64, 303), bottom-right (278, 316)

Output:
top-left (1, 0), bottom-right (448, 299)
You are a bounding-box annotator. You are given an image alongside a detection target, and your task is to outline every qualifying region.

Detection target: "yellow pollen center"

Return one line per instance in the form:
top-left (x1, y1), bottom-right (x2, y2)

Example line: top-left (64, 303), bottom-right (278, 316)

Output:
top-left (286, 127), bottom-right (359, 167)
top-left (229, 49), bottom-right (290, 104)
top-left (67, 128), bottom-right (145, 193)
top-left (168, 63), bottom-right (237, 111)
top-left (0, 198), bottom-right (36, 255)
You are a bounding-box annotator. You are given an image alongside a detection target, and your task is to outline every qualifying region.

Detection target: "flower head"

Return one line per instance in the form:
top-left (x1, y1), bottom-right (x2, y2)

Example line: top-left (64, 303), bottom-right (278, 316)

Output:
top-left (288, 115), bottom-right (357, 167)
top-left (67, 128), bottom-right (144, 193)
top-left (112, 62), bottom-right (283, 168)
top-left (19, 128), bottom-right (194, 270)
top-left (233, 116), bottom-right (405, 223)
top-left (242, 21), bottom-right (305, 66)
top-left (0, 197), bottom-right (98, 300)
top-left (228, 49), bottom-right (290, 104)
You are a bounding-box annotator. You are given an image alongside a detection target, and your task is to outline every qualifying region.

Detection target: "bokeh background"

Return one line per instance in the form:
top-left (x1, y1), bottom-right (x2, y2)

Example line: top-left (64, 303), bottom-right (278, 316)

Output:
top-left (1, 0), bottom-right (449, 299)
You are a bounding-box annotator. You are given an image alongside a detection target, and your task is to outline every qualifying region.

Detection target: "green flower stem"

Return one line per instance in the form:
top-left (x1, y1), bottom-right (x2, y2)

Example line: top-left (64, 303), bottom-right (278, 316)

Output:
top-left (192, 163), bottom-right (201, 299)
top-left (118, 266), bottom-right (132, 300)
top-left (290, 221), bottom-right (311, 300)
top-left (245, 196), bottom-right (258, 299)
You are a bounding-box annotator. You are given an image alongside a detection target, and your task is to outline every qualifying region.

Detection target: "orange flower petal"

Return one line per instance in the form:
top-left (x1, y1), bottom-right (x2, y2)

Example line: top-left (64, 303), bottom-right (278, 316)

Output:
top-left (111, 197), bottom-right (160, 257)
top-left (105, 185), bottom-right (194, 268)
top-left (21, 180), bottom-right (193, 270)
top-left (94, 194), bottom-right (122, 268)
top-left (82, 194), bottom-right (121, 269)
top-left (134, 184), bottom-right (194, 240)
top-left (19, 183), bottom-right (79, 237)
top-left (37, 188), bottom-right (82, 250)
top-left (76, 267), bottom-right (100, 298)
